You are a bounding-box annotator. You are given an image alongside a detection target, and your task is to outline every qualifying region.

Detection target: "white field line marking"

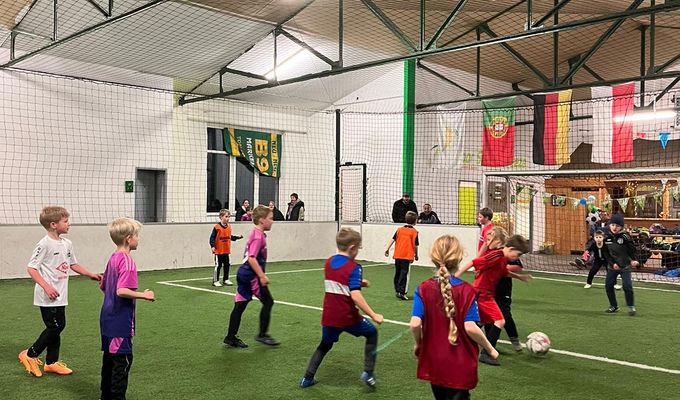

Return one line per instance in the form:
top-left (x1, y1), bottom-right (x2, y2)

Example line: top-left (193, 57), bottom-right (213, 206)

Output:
top-left (531, 276), bottom-right (680, 293)
top-left (161, 263), bottom-right (391, 284)
top-left (156, 280), bottom-right (680, 376)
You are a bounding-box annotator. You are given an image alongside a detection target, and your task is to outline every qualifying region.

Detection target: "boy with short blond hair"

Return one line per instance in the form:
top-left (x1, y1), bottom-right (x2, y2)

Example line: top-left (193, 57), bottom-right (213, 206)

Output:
top-left (300, 228), bottom-right (384, 389)
top-left (224, 205), bottom-right (279, 348)
top-left (100, 217), bottom-right (155, 400)
top-left (19, 206), bottom-right (101, 378)
top-left (210, 209), bottom-right (243, 287)
top-left (385, 210), bottom-right (419, 300)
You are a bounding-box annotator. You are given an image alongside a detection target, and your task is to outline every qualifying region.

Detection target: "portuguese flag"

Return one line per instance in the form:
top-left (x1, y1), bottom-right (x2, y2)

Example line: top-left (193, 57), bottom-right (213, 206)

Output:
top-left (533, 90), bottom-right (572, 165)
top-left (482, 97), bottom-right (516, 167)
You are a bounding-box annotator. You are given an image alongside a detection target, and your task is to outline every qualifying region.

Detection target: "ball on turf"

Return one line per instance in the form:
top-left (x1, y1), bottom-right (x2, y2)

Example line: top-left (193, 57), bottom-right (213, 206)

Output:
top-left (526, 332), bottom-right (551, 355)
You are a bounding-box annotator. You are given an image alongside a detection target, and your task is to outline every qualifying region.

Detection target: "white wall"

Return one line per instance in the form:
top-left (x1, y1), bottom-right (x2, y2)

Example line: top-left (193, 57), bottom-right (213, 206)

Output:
top-left (0, 222), bottom-right (337, 279)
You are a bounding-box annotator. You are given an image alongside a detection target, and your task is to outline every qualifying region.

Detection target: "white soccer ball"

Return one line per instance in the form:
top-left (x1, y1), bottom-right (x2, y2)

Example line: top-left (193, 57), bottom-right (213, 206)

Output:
top-left (586, 211), bottom-right (601, 227)
top-left (526, 332), bottom-right (551, 355)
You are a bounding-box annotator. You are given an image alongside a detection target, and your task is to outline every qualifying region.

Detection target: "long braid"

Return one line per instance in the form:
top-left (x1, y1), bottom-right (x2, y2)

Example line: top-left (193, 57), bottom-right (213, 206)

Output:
top-left (430, 235), bottom-right (464, 346)
top-left (437, 264), bottom-right (457, 345)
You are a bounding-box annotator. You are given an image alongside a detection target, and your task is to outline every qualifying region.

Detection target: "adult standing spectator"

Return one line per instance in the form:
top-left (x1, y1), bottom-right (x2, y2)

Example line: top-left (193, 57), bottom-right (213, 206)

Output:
top-left (477, 207), bottom-right (494, 256)
top-left (286, 193), bottom-right (305, 221)
top-left (235, 199), bottom-right (250, 221)
top-left (268, 201), bottom-right (285, 221)
top-left (417, 203), bottom-right (441, 224)
top-left (392, 193), bottom-right (418, 223)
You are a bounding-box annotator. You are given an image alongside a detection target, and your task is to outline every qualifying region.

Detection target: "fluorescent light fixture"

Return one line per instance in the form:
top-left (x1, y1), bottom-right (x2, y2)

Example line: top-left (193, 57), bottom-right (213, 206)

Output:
top-left (612, 109), bottom-right (677, 123)
top-left (265, 48), bottom-right (311, 81)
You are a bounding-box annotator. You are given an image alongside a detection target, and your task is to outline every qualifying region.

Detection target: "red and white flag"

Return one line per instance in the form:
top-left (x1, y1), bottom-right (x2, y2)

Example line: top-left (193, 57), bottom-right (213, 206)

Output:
top-left (590, 82), bottom-right (635, 164)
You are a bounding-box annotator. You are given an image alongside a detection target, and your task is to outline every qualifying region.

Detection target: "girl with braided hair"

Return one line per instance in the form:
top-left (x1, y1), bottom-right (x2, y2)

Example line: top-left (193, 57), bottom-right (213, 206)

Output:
top-left (410, 235), bottom-right (498, 400)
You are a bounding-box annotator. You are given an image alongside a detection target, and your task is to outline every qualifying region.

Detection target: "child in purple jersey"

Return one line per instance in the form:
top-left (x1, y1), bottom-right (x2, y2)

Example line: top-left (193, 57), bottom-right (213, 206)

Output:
top-left (224, 205), bottom-right (279, 348)
top-left (100, 218), bottom-right (155, 400)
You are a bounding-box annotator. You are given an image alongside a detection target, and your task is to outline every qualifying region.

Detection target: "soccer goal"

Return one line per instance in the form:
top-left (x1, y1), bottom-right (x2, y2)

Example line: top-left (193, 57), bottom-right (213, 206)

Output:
top-left (483, 167), bottom-right (680, 284)
top-left (338, 163), bottom-right (367, 225)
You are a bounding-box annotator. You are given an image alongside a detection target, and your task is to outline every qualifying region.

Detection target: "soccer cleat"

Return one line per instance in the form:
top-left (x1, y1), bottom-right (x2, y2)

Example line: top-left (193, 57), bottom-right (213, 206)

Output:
top-left (360, 371), bottom-right (376, 387)
top-left (479, 351), bottom-right (500, 366)
top-left (212, 281), bottom-right (222, 287)
top-left (397, 293), bottom-right (409, 301)
top-left (628, 306), bottom-right (637, 316)
top-left (605, 306), bottom-right (619, 313)
top-left (18, 350), bottom-right (42, 377)
top-left (255, 334), bottom-right (281, 346)
top-left (299, 377), bottom-right (318, 388)
top-left (614, 284), bottom-right (623, 290)
top-left (44, 361), bottom-right (72, 375)
top-left (509, 337), bottom-right (523, 352)
top-left (584, 284), bottom-right (592, 289)
top-left (223, 336), bottom-right (248, 348)
top-left (224, 279), bottom-right (234, 286)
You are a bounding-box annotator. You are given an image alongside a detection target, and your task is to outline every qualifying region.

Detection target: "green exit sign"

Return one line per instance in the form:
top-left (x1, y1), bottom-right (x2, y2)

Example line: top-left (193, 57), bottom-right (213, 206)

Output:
top-left (125, 181), bottom-right (134, 193)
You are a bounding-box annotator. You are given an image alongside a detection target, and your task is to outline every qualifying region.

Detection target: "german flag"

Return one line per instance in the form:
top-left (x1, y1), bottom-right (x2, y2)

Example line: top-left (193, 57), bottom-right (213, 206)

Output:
top-left (532, 90), bottom-right (572, 165)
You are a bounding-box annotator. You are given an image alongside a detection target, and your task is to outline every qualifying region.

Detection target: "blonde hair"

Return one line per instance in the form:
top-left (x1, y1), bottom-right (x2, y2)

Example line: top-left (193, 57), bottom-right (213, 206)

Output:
top-left (405, 211), bottom-right (417, 225)
top-left (108, 218), bottom-right (142, 246)
top-left (487, 226), bottom-right (509, 250)
top-left (429, 235), bottom-right (465, 345)
top-left (219, 209), bottom-right (230, 218)
top-left (252, 205), bottom-right (272, 224)
top-left (336, 228), bottom-right (362, 251)
top-left (39, 206), bottom-right (70, 230)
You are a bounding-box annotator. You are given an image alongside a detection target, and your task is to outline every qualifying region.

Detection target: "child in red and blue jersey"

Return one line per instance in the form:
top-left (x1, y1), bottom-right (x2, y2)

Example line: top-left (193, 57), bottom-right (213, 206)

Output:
top-left (224, 206), bottom-right (278, 348)
top-left (300, 228), bottom-right (384, 389)
top-left (456, 234), bottom-right (531, 366)
top-left (410, 235), bottom-right (498, 400)
top-left (100, 218), bottom-right (155, 400)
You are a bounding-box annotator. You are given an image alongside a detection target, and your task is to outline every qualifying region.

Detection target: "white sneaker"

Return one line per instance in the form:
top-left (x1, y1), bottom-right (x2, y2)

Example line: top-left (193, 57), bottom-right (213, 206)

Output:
top-left (212, 281), bottom-right (222, 287)
top-left (584, 284), bottom-right (592, 289)
top-left (224, 279), bottom-right (234, 286)
top-left (614, 284), bottom-right (622, 290)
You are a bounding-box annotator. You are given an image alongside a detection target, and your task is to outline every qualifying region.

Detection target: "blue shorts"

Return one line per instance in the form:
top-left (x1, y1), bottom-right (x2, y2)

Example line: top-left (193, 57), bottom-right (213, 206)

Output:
top-left (235, 267), bottom-right (260, 302)
top-left (322, 319), bottom-right (377, 343)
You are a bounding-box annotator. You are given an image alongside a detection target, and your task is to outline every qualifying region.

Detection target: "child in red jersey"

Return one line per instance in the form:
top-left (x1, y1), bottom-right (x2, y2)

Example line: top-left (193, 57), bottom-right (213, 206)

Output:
top-left (410, 235), bottom-right (498, 400)
top-left (456, 234), bottom-right (531, 366)
top-left (300, 228), bottom-right (384, 389)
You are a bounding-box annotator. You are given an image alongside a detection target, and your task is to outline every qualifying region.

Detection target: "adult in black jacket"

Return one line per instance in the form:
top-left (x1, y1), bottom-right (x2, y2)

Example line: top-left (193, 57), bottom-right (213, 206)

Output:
top-left (268, 201), bottom-right (285, 221)
top-left (286, 193), bottom-right (305, 221)
top-left (235, 199), bottom-right (250, 221)
top-left (417, 203), bottom-right (441, 224)
top-left (392, 193), bottom-right (417, 223)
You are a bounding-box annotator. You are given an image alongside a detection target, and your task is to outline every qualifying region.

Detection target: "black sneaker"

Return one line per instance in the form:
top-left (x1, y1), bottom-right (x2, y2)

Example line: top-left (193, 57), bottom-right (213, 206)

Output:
top-left (574, 258), bottom-right (586, 269)
top-left (397, 293), bottom-right (409, 300)
top-left (255, 334), bottom-right (280, 346)
top-left (224, 336), bottom-right (249, 348)
top-left (479, 351), bottom-right (500, 366)
top-left (605, 306), bottom-right (619, 313)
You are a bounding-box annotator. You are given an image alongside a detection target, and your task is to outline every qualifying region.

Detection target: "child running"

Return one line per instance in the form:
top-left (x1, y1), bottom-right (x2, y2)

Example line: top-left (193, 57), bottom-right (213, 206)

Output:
top-left (209, 209), bottom-right (243, 287)
top-left (456, 234), bottom-right (531, 366)
top-left (19, 206), bottom-right (101, 378)
top-left (410, 235), bottom-right (498, 400)
top-left (224, 205), bottom-right (279, 348)
top-left (300, 228), bottom-right (384, 389)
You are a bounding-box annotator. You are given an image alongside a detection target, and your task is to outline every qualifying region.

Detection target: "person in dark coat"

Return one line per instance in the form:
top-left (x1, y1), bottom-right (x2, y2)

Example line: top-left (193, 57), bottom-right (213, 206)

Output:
top-left (269, 201), bottom-right (285, 221)
top-left (417, 203), bottom-right (441, 224)
top-left (235, 199), bottom-right (250, 221)
top-left (286, 193), bottom-right (305, 221)
top-left (392, 193), bottom-right (417, 223)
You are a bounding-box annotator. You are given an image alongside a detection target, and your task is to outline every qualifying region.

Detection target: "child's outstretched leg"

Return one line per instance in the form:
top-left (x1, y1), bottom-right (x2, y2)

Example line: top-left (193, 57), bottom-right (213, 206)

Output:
top-left (585, 263), bottom-right (602, 288)
top-left (604, 269), bottom-right (619, 313)
top-left (498, 298), bottom-right (521, 352)
top-left (360, 321), bottom-right (378, 387)
top-left (255, 286), bottom-right (279, 346)
top-left (300, 339), bottom-right (334, 388)
top-left (224, 301), bottom-right (249, 348)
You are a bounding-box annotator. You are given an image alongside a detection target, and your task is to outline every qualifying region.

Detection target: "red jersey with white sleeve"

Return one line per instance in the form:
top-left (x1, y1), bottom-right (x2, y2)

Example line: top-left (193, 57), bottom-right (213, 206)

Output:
top-left (471, 249), bottom-right (508, 297)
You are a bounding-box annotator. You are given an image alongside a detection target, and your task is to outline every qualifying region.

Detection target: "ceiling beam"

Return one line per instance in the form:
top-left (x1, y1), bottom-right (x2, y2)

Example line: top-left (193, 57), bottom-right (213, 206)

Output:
top-left (439, 0), bottom-right (526, 48)
top-left (2, 0), bottom-right (169, 68)
top-left (532, 0), bottom-right (572, 28)
top-left (425, 0), bottom-right (469, 50)
top-left (178, 1), bottom-right (680, 105)
top-left (479, 24), bottom-right (552, 87)
top-left (360, 0), bottom-right (417, 52)
top-left (646, 76), bottom-right (680, 107)
top-left (656, 52), bottom-right (680, 73)
top-left (84, 0), bottom-right (111, 18)
top-left (582, 64), bottom-right (604, 81)
top-left (417, 61), bottom-right (475, 96)
top-left (560, 0), bottom-right (645, 85)
top-left (279, 28), bottom-right (337, 68)
top-left (221, 68), bottom-right (268, 81)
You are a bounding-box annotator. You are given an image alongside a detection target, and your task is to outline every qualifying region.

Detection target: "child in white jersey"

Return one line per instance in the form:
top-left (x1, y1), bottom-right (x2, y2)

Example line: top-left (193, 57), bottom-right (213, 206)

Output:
top-left (18, 206), bottom-right (101, 378)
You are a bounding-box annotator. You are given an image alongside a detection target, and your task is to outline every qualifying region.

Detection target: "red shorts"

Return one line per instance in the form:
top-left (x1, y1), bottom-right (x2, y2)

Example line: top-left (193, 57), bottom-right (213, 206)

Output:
top-left (477, 296), bottom-right (504, 324)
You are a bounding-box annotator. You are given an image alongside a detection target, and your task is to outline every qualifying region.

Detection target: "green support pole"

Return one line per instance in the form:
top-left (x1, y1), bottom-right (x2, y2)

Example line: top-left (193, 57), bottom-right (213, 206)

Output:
top-left (403, 60), bottom-right (416, 197)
